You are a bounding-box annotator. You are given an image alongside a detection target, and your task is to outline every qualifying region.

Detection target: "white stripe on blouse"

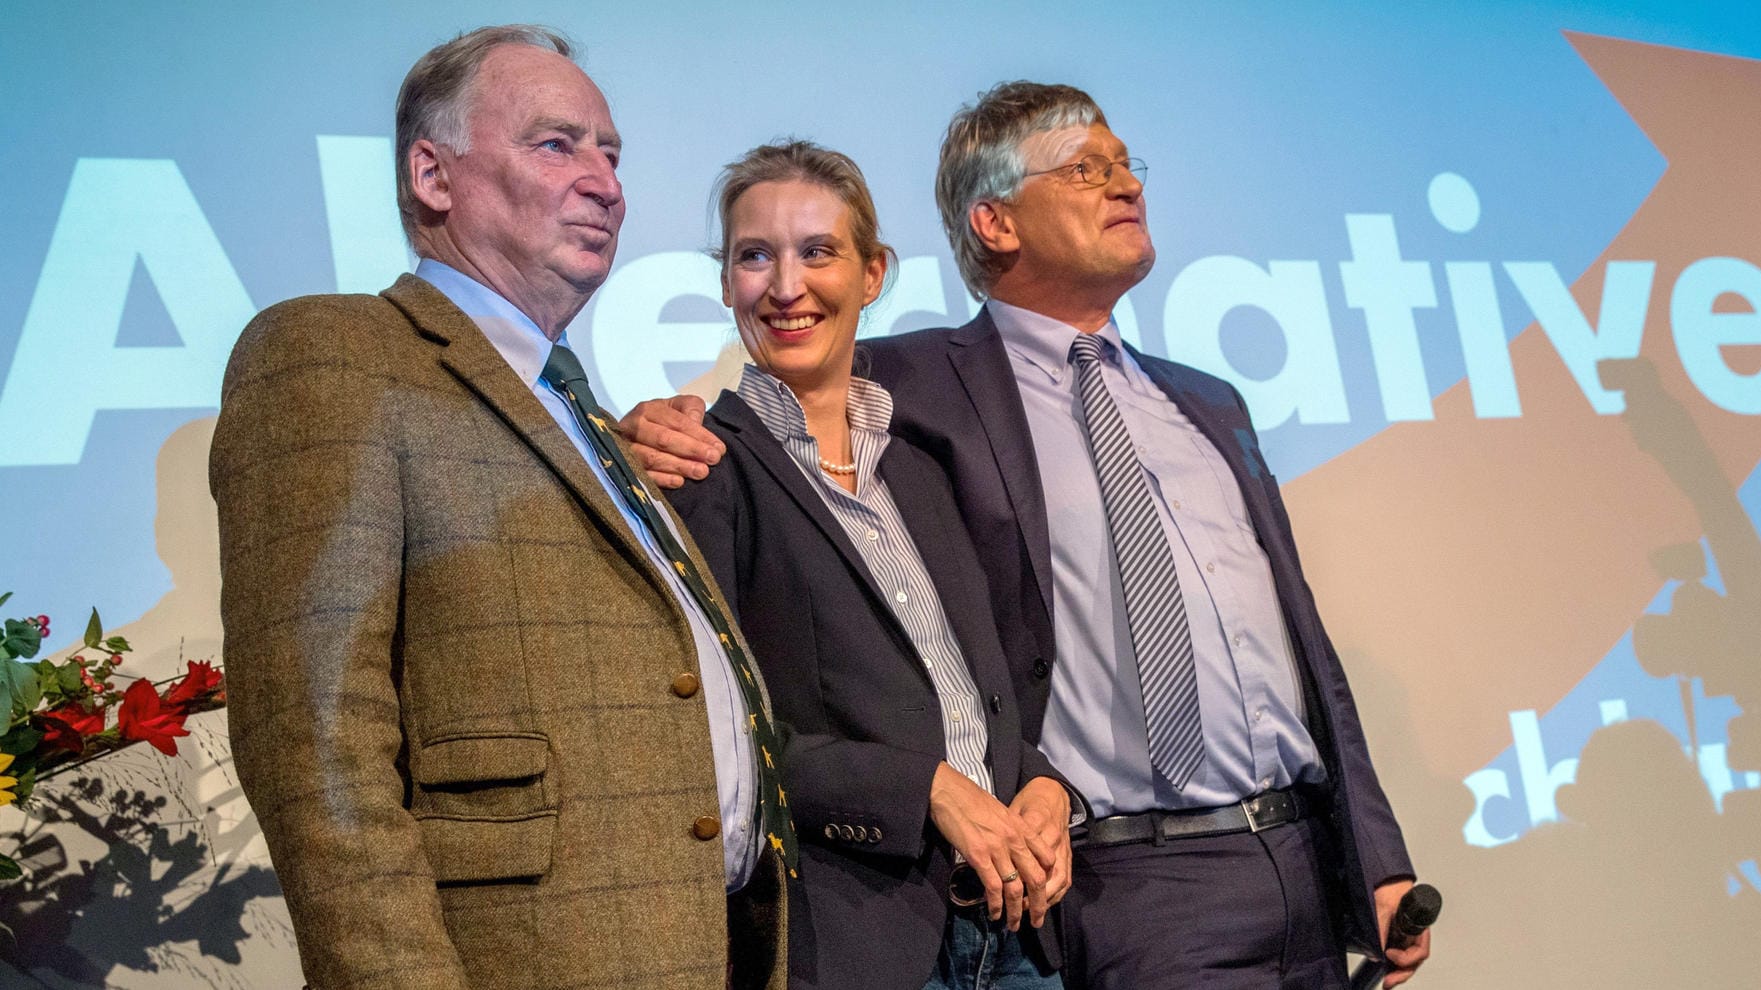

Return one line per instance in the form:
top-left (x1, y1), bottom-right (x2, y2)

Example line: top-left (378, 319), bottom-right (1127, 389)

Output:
top-left (736, 364), bottom-right (995, 795)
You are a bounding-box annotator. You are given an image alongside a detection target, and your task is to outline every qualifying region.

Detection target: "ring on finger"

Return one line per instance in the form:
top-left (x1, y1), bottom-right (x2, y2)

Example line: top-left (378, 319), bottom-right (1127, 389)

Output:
top-left (1000, 870), bottom-right (1021, 883)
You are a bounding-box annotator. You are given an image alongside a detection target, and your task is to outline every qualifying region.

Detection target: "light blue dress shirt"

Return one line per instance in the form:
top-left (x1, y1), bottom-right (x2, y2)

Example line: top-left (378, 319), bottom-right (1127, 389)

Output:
top-left (415, 259), bottom-right (760, 890)
top-left (987, 299), bottom-right (1324, 818)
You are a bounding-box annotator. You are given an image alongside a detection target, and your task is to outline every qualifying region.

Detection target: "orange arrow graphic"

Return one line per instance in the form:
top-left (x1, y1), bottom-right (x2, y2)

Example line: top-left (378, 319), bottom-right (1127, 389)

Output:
top-left (1286, 32), bottom-right (1761, 777)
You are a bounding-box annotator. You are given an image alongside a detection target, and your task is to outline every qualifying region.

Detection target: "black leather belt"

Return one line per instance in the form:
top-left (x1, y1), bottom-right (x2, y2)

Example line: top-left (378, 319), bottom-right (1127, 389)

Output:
top-left (1078, 789), bottom-right (1306, 848)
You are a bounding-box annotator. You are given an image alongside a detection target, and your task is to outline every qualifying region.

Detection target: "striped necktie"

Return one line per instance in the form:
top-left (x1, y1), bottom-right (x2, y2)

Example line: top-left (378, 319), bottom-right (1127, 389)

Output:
top-left (1069, 333), bottom-right (1206, 789)
top-left (540, 343), bottom-right (798, 873)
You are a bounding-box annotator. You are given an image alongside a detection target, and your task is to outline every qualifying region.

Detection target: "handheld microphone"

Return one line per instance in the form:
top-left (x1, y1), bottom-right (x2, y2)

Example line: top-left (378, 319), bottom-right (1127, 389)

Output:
top-left (1348, 883), bottom-right (1441, 990)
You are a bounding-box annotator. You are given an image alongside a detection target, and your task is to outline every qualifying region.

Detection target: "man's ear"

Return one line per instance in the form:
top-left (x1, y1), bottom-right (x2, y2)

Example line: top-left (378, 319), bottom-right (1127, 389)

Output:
top-left (969, 201), bottom-right (1019, 255)
top-left (408, 139), bottom-right (452, 215)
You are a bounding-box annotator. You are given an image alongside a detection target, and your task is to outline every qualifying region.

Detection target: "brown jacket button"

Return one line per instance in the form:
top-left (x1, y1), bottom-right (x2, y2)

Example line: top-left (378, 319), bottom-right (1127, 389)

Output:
top-left (692, 815), bottom-right (721, 840)
top-left (672, 672), bottom-right (702, 698)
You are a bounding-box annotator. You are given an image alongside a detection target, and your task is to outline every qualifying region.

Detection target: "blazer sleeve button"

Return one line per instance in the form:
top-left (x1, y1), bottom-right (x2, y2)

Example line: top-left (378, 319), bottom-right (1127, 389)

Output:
top-left (852, 825), bottom-right (868, 842)
top-left (824, 824), bottom-right (838, 840)
top-left (869, 828), bottom-right (883, 843)
top-left (838, 825), bottom-right (856, 841)
top-left (1032, 658), bottom-right (1050, 679)
top-left (691, 816), bottom-right (721, 840)
top-left (672, 672), bottom-right (702, 698)
top-left (989, 694), bottom-right (1003, 714)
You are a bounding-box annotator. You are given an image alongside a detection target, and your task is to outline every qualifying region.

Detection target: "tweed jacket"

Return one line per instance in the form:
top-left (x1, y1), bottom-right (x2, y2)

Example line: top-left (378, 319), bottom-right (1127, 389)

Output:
top-left (210, 275), bottom-right (785, 990)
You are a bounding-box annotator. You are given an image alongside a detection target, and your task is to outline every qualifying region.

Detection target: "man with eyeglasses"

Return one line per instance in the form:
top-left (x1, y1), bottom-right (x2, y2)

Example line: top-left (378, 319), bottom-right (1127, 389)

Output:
top-left (624, 80), bottom-right (1428, 989)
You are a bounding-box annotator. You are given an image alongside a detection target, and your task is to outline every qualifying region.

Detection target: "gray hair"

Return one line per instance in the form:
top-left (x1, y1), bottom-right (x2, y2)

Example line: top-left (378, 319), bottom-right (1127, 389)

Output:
top-left (394, 24), bottom-right (576, 241)
top-left (934, 81), bottom-right (1105, 300)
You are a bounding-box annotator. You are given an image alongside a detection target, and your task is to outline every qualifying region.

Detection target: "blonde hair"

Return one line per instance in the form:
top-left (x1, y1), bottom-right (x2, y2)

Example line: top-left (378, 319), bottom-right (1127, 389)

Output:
top-left (711, 140), bottom-right (897, 284)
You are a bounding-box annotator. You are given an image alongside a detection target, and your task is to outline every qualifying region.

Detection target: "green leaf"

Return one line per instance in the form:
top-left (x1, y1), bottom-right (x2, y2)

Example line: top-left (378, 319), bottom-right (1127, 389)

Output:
top-left (0, 854), bottom-right (21, 882)
top-left (0, 724), bottom-right (43, 758)
top-left (57, 663), bottom-right (86, 696)
top-left (14, 768), bottom-right (36, 805)
top-left (33, 658), bottom-right (58, 697)
top-left (82, 609), bottom-right (103, 650)
top-left (1, 619), bottom-right (40, 661)
top-left (1, 662), bottom-right (40, 719)
top-left (12, 674), bottom-right (42, 719)
top-left (104, 636), bottom-right (131, 652)
top-left (0, 591), bottom-right (11, 609)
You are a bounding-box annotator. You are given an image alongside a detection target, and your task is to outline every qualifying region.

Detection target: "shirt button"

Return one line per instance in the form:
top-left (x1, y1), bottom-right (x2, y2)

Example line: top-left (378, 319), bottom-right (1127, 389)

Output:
top-left (1205, 562), bottom-right (1216, 574)
top-left (895, 590), bottom-right (908, 604)
top-left (1260, 777), bottom-right (1273, 791)
top-left (1233, 634), bottom-right (1243, 648)
top-left (923, 658), bottom-right (933, 669)
top-left (1254, 708), bottom-right (1265, 723)
top-left (1172, 499), bottom-right (1182, 510)
top-left (951, 712), bottom-right (962, 722)
top-left (866, 529), bottom-right (879, 542)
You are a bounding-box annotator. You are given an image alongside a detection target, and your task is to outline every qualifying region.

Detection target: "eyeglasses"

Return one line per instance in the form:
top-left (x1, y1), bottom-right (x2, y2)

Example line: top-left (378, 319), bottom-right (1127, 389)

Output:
top-left (1022, 154), bottom-right (1148, 188)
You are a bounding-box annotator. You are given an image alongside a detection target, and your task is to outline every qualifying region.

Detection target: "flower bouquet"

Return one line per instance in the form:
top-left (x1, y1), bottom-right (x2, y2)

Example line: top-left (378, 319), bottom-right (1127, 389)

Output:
top-left (0, 591), bottom-right (225, 879)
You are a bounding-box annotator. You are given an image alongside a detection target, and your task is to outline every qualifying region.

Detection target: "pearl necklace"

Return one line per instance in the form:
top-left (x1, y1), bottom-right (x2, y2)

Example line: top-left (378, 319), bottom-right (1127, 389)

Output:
top-left (818, 456), bottom-right (857, 475)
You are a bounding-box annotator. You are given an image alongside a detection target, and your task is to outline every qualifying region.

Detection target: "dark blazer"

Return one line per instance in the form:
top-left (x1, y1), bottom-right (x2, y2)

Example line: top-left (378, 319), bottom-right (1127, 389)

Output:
top-left (666, 390), bottom-right (1065, 990)
top-left (863, 309), bottom-right (1413, 955)
top-left (210, 275), bottom-right (785, 990)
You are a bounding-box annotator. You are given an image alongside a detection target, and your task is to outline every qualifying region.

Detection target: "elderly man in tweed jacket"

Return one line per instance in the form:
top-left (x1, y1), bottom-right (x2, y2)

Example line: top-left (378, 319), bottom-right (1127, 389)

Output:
top-left (210, 25), bottom-right (786, 990)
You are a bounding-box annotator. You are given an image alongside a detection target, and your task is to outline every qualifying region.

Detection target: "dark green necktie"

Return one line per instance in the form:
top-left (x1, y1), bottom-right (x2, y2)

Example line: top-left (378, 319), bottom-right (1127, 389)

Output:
top-left (540, 343), bottom-right (798, 875)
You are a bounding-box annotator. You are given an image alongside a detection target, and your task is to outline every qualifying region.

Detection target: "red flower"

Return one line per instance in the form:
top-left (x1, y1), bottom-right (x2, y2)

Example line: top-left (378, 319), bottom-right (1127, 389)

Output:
top-left (117, 678), bottom-right (190, 756)
top-left (164, 660), bottom-right (224, 709)
top-left (38, 702), bottom-right (106, 754)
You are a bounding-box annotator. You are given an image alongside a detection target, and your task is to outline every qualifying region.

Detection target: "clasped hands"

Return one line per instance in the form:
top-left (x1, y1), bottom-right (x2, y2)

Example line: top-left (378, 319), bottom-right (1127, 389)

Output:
top-left (928, 763), bottom-right (1072, 932)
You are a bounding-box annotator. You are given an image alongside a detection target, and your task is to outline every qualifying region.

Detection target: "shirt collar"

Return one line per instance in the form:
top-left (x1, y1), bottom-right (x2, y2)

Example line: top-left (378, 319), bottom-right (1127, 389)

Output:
top-left (415, 258), bottom-right (556, 388)
top-left (735, 363), bottom-right (895, 444)
top-left (986, 298), bottom-right (1127, 384)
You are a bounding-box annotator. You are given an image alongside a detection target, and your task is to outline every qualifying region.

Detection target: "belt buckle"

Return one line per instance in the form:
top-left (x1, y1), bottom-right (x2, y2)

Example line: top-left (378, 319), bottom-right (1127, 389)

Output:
top-left (948, 862), bottom-right (985, 907)
top-left (1243, 795), bottom-right (1269, 833)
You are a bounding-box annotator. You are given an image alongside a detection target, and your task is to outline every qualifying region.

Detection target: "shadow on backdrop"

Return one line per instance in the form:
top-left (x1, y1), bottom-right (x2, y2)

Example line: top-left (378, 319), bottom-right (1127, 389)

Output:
top-left (1342, 355), bottom-right (1759, 988)
top-left (0, 417), bottom-right (292, 988)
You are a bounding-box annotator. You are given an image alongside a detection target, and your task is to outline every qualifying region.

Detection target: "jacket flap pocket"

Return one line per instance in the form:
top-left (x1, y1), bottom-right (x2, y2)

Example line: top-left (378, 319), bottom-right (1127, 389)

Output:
top-left (414, 733), bottom-right (549, 787)
top-left (419, 812), bottom-right (557, 883)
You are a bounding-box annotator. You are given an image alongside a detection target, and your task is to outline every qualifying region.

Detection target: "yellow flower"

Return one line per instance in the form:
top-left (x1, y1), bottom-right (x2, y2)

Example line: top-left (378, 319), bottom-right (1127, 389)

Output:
top-left (0, 752), bottom-right (17, 807)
